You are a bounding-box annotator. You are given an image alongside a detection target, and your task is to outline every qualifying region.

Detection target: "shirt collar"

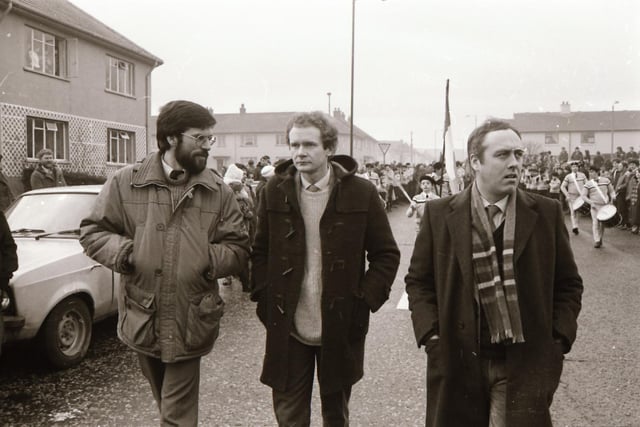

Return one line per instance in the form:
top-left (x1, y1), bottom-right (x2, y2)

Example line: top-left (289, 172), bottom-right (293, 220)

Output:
top-left (161, 154), bottom-right (183, 179)
top-left (480, 194), bottom-right (509, 213)
top-left (300, 166), bottom-right (332, 191)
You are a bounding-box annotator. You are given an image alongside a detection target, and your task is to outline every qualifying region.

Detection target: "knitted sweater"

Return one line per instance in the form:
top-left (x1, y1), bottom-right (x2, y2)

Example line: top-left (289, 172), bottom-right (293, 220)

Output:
top-left (293, 185), bottom-right (331, 345)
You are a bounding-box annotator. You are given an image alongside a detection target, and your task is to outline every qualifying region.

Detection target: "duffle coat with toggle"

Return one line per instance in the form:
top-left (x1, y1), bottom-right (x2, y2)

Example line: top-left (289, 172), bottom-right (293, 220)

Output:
top-left (80, 152), bottom-right (250, 362)
top-left (251, 155), bottom-right (400, 393)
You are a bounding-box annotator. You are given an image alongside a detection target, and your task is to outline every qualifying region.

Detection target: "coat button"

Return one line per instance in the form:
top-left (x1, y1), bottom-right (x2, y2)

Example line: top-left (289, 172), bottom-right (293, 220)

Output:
top-left (457, 321), bottom-right (465, 329)
top-left (155, 268), bottom-right (163, 276)
top-left (156, 223), bottom-right (165, 231)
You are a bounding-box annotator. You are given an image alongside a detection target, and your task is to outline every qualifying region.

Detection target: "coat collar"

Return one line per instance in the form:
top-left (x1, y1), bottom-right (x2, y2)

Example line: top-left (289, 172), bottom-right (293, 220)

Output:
top-left (131, 152), bottom-right (221, 192)
top-left (445, 187), bottom-right (539, 287)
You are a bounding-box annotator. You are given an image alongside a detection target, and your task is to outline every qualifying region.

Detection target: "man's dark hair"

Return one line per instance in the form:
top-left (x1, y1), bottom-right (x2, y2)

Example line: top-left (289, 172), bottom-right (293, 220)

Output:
top-left (36, 148), bottom-right (53, 160)
top-left (156, 100), bottom-right (216, 153)
top-left (629, 159), bottom-right (639, 166)
top-left (467, 119), bottom-right (521, 164)
top-left (588, 165), bottom-right (600, 173)
top-left (285, 111), bottom-right (338, 152)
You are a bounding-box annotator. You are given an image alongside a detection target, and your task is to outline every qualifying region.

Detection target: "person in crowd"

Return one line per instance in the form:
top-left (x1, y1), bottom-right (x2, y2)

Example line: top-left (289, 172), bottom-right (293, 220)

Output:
top-left (79, 100), bottom-right (250, 426)
top-left (628, 167), bottom-right (640, 234)
top-left (253, 155), bottom-right (272, 181)
top-left (0, 154), bottom-right (15, 211)
top-left (405, 119), bottom-right (583, 426)
top-left (624, 160), bottom-right (639, 233)
top-left (30, 148), bottom-right (66, 189)
top-left (560, 161), bottom-right (587, 235)
top-left (581, 165), bottom-right (616, 248)
top-left (536, 167), bottom-right (551, 197)
top-left (570, 147), bottom-right (584, 162)
top-left (250, 111), bottom-right (400, 426)
top-left (592, 151), bottom-right (604, 170)
top-left (255, 164), bottom-right (275, 208)
top-left (431, 162), bottom-right (451, 197)
top-left (584, 149), bottom-right (591, 166)
top-left (406, 175), bottom-right (439, 232)
top-left (616, 146), bottom-right (626, 161)
top-left (558, 146), bottom-right (569, 164)
top-left (548, 172), bottom-right (562, 201)
top-left (627, 146), bottom-right (639, 161)
top-left (0, 209), bottom-right (18, 358)
top-left (616, 160), bottom-right (637, 229)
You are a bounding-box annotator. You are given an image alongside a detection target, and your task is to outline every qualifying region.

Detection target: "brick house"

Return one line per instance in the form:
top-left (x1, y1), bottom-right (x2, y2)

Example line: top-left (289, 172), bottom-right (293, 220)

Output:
top-left (0, 0), bottom-right (162, 193)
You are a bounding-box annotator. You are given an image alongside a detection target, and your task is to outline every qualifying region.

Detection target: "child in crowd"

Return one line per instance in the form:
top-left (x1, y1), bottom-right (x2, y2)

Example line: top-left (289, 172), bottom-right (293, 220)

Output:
top-left (406, 175), bottom-right (439, 231)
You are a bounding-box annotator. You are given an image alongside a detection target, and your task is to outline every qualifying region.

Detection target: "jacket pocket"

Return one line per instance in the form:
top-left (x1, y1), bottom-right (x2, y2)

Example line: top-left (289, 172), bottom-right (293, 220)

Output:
top-left (348, 296), bottom-right (370, 340)
top-left (122, 286), bottom-right (156, 348)
top-left (185, 292), bottom-right (225, 351)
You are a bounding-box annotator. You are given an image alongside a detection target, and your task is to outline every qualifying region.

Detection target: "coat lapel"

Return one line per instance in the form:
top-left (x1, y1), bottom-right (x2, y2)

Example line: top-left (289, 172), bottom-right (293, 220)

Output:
top-left (445, 188), bottom-right (474, 294)
top-left (514, 189), bottom-right (538, 263)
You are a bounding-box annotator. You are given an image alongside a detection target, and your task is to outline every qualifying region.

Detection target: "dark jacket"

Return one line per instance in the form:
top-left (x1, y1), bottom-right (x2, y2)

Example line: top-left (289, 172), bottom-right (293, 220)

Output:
top-left (30, 165), bottom-right (66, 190)
top-left (80, 153), bottom-right (250, 362)
top-left (0, 210), bottom-right (18, 284)
top-left (251, 155), bottom-right (400, 393)
top-left (405, 187), bottom-right (583, 427)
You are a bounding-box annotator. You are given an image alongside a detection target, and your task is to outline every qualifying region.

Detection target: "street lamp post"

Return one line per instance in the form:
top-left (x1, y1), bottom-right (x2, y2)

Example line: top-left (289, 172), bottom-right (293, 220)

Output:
top-left (349, 0), bottom-right (356, 157)
top-left (610, 101), bottom-right (619, 156)
top-left (327, 92), bottom-right (332, 115)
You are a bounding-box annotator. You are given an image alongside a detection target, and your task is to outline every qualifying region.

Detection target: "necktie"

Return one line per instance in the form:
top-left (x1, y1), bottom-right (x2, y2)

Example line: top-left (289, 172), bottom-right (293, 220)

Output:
top-left (486, 204), bottom-right (501, 231)
top-left (169, 169), bottom-right (184, 180)
top-left (307, 184), bottom-right (320, 192)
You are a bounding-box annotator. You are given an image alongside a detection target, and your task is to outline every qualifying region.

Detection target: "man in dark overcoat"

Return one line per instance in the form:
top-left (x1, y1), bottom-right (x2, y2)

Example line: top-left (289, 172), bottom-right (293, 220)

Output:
top-left (405, 120), bottom-right (583, 426)
top-left (251, 111), bottom-right (400, 426)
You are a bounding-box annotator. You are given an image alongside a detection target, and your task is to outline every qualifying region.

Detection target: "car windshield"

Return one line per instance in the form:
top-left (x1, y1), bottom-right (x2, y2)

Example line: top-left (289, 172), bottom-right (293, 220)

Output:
top-left (7, 192), bottom-right (97, 234)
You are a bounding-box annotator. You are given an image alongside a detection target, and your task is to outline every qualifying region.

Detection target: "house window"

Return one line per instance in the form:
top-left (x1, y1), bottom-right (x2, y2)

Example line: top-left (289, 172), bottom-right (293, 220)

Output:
top-left (242, 134), bottom-right (256, 147)
top-left (276, 133), bottom-right (287, 146)
top-left (27, 117), bottom-right (68, 160)
top-left (215, 134), bottom-right (226, 147)
top-left (108, 129), bottom-right (135, 164)
top-left (25, 27), bottom-right (67, 77)
top-left (581, 132), bottom-right (595, 144)
top-left (106, 56), bottom-right (134, 96)
top-left (544, 133), bottom-right (558, 144)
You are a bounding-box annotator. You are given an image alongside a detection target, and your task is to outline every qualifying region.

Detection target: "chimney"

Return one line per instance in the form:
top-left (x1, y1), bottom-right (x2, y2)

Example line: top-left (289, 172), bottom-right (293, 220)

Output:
top-left (240, 103), bottom-right (246, 114)
top-left (560, 101), bottom-right (571, 114)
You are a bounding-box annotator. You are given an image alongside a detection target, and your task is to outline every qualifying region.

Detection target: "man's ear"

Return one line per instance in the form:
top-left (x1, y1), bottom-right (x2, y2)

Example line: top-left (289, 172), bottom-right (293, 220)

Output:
top-left (167, 136), bottom-right (178, 147)
top-left (470, 154), bottom-right (481, 172)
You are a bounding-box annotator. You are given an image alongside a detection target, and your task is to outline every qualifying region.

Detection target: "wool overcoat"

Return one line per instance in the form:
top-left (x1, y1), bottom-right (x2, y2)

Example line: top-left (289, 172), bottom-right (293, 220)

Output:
top-left (251, 155), bottom-right (400, 393)
top-left (405, 187), bottom-right (583, 427)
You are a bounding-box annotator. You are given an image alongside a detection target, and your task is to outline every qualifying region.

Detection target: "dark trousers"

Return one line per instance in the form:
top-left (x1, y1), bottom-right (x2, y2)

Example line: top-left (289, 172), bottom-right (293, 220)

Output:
top-left (272, 336), bottom-right (352, 427)
top-left (138, 353), bottom-right (201, 427)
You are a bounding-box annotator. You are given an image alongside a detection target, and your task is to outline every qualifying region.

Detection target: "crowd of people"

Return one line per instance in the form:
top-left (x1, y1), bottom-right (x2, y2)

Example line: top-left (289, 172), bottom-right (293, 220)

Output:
top-left (5, 100), bottom-right (636, 425)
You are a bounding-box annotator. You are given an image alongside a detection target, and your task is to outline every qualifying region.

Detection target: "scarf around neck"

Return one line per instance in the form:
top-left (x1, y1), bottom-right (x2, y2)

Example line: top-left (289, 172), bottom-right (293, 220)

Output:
top-left (470, 184), bottom-right (525, 344)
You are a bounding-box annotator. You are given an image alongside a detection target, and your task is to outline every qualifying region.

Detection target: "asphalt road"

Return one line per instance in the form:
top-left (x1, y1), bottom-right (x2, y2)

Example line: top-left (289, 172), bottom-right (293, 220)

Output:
top-left (0, 204), bottom-right (638, 426)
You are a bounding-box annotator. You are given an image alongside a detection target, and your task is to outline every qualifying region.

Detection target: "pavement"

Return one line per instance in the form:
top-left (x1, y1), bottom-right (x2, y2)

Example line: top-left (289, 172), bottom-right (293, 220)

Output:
top-left (0, 202), bottom-right (638, 426)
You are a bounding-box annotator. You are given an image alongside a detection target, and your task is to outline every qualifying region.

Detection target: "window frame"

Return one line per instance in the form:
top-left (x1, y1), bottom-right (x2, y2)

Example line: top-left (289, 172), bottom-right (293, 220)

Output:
top-left (275, 133), bottom-right (287, 146)
top-left (544, 133), bottom-right (558, 145)
top-left (241, 134), bottom-right (257, 147)
top-left (107, 128), bottom-right (136, 165)
top-left (106, 55), bottom-right (134, 96)
top-left (581, 131), bottom-right (595, 145)
top-left (24, 26), bottom-right (67, 78)
top-left (26, 116), bottom-right (69, 160)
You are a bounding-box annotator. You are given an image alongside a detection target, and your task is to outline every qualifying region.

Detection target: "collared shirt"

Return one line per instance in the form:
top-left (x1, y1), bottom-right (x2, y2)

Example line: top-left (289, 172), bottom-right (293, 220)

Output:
top-left (161, 155), bottom-right (184, 180)
top-left (300, 166), bottom-right (331, 192)
top-left (481, 194), bottom-right (509, 228)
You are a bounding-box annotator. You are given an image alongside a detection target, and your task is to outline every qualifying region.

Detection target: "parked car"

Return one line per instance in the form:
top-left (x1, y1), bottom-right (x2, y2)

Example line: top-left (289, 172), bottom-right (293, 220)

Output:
top-left (1, 185), bottom-right (119, 368)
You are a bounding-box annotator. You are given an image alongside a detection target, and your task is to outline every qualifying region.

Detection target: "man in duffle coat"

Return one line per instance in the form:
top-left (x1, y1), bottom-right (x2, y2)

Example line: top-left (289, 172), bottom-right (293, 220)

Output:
top-left (405, 120), bottom-right (583, 427)
top-left (251, 111), bottom-right (400, 426)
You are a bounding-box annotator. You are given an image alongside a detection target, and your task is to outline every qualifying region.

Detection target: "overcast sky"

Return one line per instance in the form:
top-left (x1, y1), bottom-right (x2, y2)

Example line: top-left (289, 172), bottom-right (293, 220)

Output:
top-left (71, 0), bottom-right (640, 151)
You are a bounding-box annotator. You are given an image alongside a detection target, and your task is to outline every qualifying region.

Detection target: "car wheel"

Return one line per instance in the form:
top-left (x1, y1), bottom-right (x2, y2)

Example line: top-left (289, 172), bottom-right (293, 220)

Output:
top-left (40, 297), bottom-right (92, 369)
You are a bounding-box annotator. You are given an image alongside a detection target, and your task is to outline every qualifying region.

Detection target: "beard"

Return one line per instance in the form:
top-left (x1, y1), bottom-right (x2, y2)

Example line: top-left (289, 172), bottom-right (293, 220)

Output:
top-left (175, 143), bottom-right (209, 175)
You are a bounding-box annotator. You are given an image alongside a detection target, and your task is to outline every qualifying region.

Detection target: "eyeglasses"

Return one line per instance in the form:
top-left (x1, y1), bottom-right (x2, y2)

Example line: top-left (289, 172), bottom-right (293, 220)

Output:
top-left (181, 133), bottom-right (216, 147)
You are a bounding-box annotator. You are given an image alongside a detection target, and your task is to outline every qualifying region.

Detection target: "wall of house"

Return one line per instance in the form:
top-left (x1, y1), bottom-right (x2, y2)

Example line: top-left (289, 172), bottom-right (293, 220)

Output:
top-left (0, 9), bottom-right (153, 190)
top-left (521, 130), bottom-right (640, 157)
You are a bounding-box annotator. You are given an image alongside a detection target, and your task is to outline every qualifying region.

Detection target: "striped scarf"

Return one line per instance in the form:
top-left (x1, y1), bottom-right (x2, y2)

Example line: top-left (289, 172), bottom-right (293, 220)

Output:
top-left (471, 184), bottom-right (525, 344)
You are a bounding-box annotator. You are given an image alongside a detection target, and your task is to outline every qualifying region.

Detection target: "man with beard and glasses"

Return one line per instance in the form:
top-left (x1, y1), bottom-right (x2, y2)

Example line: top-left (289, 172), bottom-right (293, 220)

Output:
top-left (406, 120), bottom-right (583, 426)
top-left (80, 100), bottom-right (250, 426)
